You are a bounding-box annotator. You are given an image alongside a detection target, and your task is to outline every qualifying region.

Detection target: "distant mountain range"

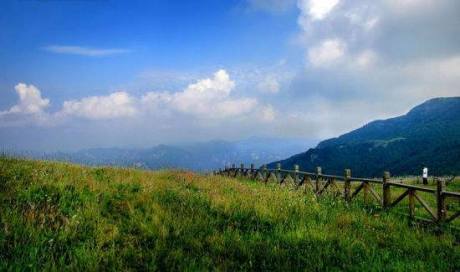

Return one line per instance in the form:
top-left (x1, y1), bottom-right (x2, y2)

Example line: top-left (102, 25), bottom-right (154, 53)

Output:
top-left (15, 138), bottom-right (316, 172)
top-left (269, 97), bottom-right (460, 177)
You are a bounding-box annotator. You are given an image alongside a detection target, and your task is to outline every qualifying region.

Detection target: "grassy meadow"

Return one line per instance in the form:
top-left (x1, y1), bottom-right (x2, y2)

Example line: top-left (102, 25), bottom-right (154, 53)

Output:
top-left (0, 156), bottom-right (459, 271)
top-left (266, 173), bottom-right (460, 227)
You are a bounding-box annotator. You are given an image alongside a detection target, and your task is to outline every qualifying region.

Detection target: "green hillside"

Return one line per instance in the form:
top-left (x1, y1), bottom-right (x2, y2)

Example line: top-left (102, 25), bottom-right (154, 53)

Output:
top-left (1, 157), bottom-right (459, 271)
top-left (270, 97), bottom-right (460, 177)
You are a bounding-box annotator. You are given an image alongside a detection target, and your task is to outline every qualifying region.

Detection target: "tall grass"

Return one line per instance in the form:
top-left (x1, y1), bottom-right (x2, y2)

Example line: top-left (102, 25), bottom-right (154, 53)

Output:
top-left (0, 156), bottom-right (459, 271)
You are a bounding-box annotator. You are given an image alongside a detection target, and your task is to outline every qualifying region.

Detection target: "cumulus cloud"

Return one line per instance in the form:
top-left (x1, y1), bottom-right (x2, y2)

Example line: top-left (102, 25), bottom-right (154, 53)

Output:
top-left (142, 69), bottom-right (259, 119)
top-left (308, 39), bottom-right (345, 67)
top-left (0, 83), bottom-right (51, 127)
top-left (297, 0), bottom-right (381, 69)
top-left (43, 45), bottom-right (130, 57)
top-left (61, 92), bottom-right (137, 120)
top-left (1, 70), bottom-right (270, 129)
top-left (295, 0), bottom-right (460, 79)
top-left (171, 69), bottom-right (236, 114)
top-left (298, 0), bottom-right (460, 64)
top-left (6, 83), bottom-right (50, 114)
top-left (305, 39), bottom-right (377, 69)
top-left (270, 0), bottom-right (460, 139)
top-left (304, 0), bottom-right (340, 20)
top-left (58, 69), bottom-right (259, 121)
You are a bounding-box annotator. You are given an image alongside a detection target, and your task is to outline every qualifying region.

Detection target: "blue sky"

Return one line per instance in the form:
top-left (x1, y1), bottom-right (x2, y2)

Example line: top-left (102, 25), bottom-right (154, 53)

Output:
top-left (1, 0), bottom-right (460, 151)
top-left (0, 1), bottom-right (296, 105)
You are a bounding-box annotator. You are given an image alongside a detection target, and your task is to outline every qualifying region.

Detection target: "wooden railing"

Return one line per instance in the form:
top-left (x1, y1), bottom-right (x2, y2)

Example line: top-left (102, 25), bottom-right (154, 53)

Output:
top-left (214, 163), bottom-right (460, 225)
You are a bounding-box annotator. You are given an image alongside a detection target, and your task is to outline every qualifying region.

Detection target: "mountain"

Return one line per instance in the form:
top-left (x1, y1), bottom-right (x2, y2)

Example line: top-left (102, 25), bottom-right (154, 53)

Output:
top-left (269, 97), bottom-right (460, 177)
top-left (28, 138), bottom-right (316, 172)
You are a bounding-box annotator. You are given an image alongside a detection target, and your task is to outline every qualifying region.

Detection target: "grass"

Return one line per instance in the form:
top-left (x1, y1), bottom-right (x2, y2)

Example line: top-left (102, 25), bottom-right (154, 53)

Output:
top-left (0, 156), bottom-right (459, 271)
top-left (264, 173), bottom-right (460, 227)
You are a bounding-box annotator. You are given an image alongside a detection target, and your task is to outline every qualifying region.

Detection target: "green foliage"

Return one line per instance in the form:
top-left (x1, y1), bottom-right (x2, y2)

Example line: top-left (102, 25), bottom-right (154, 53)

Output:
top-left (0, 157), bottom-right (459, 271)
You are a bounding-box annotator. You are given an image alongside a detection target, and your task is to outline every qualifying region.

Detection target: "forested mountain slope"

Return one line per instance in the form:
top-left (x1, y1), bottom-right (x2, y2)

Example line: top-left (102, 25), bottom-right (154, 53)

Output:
top-left (269, 97), bottom-right (460, 177)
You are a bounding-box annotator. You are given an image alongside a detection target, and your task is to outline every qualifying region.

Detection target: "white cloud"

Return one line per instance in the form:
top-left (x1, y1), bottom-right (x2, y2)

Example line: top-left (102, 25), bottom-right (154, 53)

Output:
top-left (43, 45), bottom-right (130, 57)
top-left (402, 55), bottom-right (460, 79)
top-left (299, 0), bottom-right (340, 21)
top-left (308, 39), bottom-right (345, 67)
top-left (140, 92), bottom-right (173, 107)
top-left (345, 11), bottom-right (379, 31)
top-left (211, 98), bottom-right (258, 118)
top-left (171, 69), bottom-right (235, 112)
top-left (1, 70), bottom-right (267, 127)
top-left (0, 83), bottom-right (52, 127)
top-left (393, 55), bottom-right (460, 99)
top-left (280, 0), bottom-right (460, 140)
top-left (3, 83), bottom-right (49, 114)
top-left (61, 92), bottom-right (137, 120)
top-left (142, 69), bottom-right (258, 119)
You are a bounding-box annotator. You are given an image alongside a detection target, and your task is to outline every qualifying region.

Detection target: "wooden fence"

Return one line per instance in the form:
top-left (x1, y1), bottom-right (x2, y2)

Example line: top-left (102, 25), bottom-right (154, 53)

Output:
top-left (215, 163), bottom-right (460, 226)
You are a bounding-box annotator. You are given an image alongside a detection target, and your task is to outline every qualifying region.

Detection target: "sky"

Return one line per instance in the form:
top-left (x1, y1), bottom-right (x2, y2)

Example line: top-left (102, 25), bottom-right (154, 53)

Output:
top-left (0, 0), bottom-right (459, 151)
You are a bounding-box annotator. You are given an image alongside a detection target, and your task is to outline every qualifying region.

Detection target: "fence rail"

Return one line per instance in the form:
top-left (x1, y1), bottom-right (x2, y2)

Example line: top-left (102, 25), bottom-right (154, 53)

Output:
top-left (214, 163), bottom-right (460, 226)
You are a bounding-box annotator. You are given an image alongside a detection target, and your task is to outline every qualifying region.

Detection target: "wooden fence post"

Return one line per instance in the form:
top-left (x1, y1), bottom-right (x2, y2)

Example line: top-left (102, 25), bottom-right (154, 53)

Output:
top-left (363, 181), bottom-right (370, 205)
top-left (240, 163), bottom-right (244, 177)
top-left (383, 171), bottom-right (391, 208)
top-left (250, 163), bottom-right (254, 179)
top-left (276, 163), bottom-right (281, 183)
top-left (316, 167), bottom-right (322, 193)
top-left (437, 179), bottom-right (446, 223)
top-left (262, 164), bottom-right (268, 183)
top-left (344, 169), bottom-right (351, 202)
top-left (294, 164), bottom-right (299, 185)
top-left (409, 189), bottom-right (415, 221)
